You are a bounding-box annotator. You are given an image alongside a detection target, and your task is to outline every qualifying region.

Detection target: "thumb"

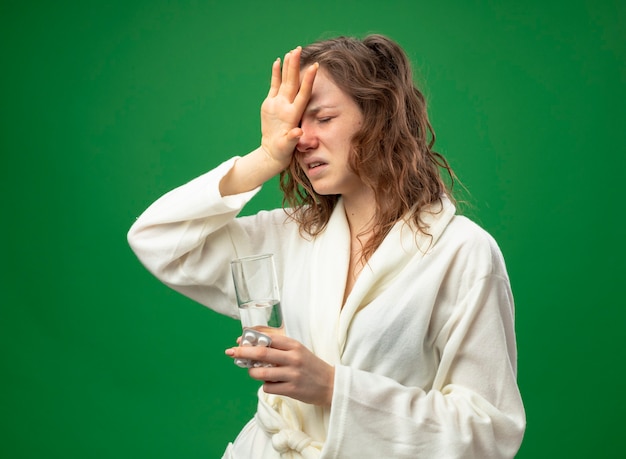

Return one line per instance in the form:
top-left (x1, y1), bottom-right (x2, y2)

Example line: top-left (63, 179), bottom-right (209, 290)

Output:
top-left (287, 127), bottom-right (303, 141)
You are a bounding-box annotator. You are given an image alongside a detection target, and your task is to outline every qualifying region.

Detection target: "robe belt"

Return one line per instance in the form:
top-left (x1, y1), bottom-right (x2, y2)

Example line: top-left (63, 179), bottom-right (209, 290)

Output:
top-left (256, 388), bottom-right (323, 458)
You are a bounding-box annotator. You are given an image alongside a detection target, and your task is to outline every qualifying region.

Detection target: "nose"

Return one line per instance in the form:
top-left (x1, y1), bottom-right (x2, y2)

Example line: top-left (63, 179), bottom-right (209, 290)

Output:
top-left (296, 122), bottom-right (318, 153)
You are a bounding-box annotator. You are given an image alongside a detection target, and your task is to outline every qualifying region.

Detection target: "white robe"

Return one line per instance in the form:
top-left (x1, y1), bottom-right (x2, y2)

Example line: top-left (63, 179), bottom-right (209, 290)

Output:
top-left (127, 158), bottom-right (526, 458)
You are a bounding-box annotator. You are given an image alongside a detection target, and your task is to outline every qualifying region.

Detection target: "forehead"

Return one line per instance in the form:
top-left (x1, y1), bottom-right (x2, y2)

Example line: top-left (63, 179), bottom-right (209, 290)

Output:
top-left (306, 69), bottom-right (351, 109)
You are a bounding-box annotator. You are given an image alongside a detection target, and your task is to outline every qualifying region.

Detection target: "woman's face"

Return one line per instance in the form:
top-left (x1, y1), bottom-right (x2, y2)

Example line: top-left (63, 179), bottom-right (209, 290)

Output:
top-left (295, 69), bottom-right (366, 199)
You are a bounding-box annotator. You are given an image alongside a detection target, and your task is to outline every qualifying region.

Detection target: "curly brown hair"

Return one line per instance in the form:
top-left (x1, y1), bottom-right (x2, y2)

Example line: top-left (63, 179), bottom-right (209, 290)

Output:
top-left (279, 34), bottom-right (455, 261)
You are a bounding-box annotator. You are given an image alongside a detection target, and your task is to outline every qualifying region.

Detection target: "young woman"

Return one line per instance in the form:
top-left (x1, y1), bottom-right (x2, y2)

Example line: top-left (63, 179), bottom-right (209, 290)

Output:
top-left (128, 34), bottom-right (526, 458)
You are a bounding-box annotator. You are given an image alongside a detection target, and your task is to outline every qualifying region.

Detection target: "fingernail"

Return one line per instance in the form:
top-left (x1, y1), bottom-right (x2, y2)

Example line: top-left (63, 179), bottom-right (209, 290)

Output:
top-left (225, 348), bottom-right (235, 356)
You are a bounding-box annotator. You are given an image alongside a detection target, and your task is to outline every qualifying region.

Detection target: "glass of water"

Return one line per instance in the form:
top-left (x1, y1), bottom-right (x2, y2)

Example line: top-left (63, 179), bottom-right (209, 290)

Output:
top-left (230, 253), bottom-right (284, 334)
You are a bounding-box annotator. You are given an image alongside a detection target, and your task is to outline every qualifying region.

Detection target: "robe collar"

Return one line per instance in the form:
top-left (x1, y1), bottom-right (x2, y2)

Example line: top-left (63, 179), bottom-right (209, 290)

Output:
top-left (308, 196), bottom-right (456, 364)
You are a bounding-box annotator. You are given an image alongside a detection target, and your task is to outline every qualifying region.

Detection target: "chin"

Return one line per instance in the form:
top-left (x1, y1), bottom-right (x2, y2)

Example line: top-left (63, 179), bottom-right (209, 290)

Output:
top-left (311, 186), bottom-right (338, 196)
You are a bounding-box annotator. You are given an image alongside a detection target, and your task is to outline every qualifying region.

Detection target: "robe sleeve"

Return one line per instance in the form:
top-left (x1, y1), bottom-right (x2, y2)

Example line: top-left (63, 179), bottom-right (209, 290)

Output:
top-left (324, 270), bottom-right (526, 458)
top-left (126, 157), bottom-right (283, 318)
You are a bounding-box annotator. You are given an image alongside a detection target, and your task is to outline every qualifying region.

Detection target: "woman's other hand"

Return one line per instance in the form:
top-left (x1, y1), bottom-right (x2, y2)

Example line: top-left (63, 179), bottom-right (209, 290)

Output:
top-left (225, 334), bottom-right (334, 407)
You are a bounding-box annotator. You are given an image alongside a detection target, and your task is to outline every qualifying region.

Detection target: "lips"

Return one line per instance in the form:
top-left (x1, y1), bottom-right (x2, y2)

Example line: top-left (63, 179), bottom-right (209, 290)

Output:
top-left (303, 155), bottom-right (327, 168)
top-left (302, 158), bottom-right (328, 178)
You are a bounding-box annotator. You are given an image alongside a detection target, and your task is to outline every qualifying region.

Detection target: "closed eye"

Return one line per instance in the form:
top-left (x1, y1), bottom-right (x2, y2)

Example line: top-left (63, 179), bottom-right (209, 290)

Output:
top-left (318, 117), bottom-right (333, 124)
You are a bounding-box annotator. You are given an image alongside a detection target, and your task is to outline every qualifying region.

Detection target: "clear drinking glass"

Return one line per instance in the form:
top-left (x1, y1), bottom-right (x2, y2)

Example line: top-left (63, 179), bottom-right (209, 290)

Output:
top-left (230, 253), bottom-right (284, 335)
top-left (230, 253), bottom-right (284, 368)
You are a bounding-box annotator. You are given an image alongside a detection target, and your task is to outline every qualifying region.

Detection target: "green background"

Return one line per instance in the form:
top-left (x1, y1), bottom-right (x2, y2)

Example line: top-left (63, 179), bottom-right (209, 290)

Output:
top-left (1, 0), bottom-right (624, 457)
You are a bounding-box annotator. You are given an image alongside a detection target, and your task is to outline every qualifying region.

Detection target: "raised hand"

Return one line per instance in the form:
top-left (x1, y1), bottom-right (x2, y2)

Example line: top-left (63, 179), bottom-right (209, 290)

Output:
top-left (225, 334), bottom-right (334, 407)
top-left (218, 47), bottom-right (317, 197)
top-left (260, 47), bottom-right (319, 170)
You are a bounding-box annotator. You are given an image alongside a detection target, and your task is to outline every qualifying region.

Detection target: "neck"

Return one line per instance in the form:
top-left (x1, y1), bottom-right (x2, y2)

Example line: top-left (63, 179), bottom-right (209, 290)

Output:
top-left (342, 189), bottom-right (376, 238)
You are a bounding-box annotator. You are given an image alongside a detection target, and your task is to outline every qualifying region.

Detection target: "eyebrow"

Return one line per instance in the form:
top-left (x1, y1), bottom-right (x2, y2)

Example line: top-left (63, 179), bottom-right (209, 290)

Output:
top-left (305, 104), bottom-right (337, 115)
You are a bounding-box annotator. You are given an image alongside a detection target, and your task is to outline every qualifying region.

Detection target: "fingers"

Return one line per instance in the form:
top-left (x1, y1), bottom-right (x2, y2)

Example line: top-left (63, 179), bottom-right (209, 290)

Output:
top-left (259, 46), bottom-right (317, 164)
top-left (225, 337), bottom-right (334, 405)
top-left (262, 333), bottom-right (296, 351)
top-left (266, 46), bottom-right (317, 107)
top-left (294, 62), bottom-right (318, 109)
top-left (267, 57), bottom-right (281, 98)
top-left (279, 46), bottom-right (304, 101)
top-left (286, 127), bottom-right (303, 142)
top-left (224, 334), bottom-right (297, 364)
top-left (281, 49), bottom-right (292, 88)
top-left (226, 344), bottom-right (288, 368)
top-left (268, 45), bottom-right (300, 99)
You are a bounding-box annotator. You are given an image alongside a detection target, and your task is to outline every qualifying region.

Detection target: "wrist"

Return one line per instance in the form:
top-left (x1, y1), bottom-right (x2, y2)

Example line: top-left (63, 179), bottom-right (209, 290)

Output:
top-left (259, 139), bottom-right (293, 172)
top-left (325, 365), bottom-right (335, 407)
top-left (218, 147), bottom-right (286, 197)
